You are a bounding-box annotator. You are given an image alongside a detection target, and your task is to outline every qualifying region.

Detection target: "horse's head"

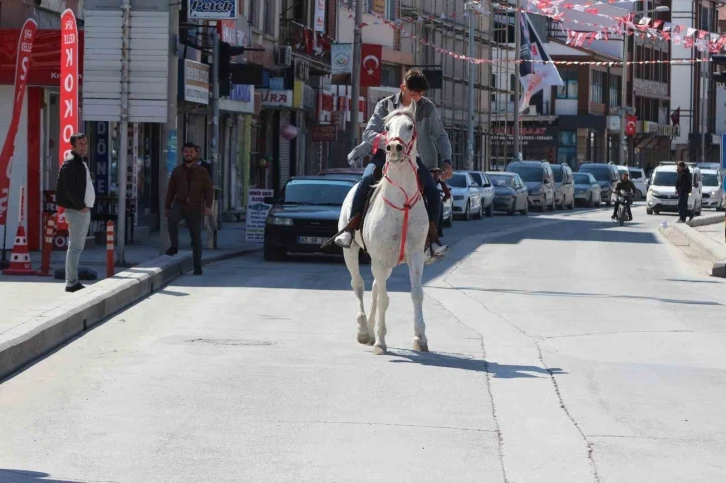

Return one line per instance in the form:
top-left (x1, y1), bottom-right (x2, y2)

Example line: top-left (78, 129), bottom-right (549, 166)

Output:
top-left (382, 101), bottom-right (417, 164)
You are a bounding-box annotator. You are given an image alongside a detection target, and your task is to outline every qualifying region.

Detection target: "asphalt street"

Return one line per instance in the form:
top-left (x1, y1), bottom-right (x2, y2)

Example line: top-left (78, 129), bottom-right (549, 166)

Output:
top-left (1, 204), bottom-right (725, 483)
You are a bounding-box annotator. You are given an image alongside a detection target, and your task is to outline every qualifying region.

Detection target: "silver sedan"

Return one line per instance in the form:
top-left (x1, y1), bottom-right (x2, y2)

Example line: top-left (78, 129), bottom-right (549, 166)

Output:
top-left (573, 172), bottom-right (602, 207)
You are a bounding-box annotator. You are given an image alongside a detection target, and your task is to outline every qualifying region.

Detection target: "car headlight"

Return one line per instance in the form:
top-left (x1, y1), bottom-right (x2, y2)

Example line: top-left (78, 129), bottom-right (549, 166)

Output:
top-left (529, 189), bottom-right (542, 195)
top-left (648, 189), bottom-right (659, 197)
top-left (267, 216), bottom-right (293, 226)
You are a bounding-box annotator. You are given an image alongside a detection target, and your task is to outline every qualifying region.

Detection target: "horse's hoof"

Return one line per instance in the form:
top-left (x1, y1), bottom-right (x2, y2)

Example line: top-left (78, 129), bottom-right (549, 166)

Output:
top-left (372, 345), bottom-right (387, 355)
top-left (413, 340), bottom-right (429, 352)
top-left (357, 333), bottom-right (372, 345)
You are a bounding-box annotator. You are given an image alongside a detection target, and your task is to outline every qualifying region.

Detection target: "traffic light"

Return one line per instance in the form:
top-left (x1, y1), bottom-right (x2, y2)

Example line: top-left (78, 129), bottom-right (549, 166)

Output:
top-left (712, 54), bottom-right (726, 85)
top-left (218, 41), bottom-right (246, 97)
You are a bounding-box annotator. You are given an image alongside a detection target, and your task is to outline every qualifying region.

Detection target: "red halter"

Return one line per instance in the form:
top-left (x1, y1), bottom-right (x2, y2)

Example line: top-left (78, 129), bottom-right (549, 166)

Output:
top-left (372, 111), bottom-right (422, 266)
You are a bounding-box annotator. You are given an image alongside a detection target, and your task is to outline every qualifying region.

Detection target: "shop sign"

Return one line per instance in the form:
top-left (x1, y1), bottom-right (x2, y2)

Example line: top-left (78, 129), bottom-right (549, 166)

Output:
top-left (314, 0), bottom-right (326, 32)
top-left (259, 89), bottom-right (293, 108)
top-left (184, 59), bottom-right (209, 105)
top-left (221, 84), bottom-right (255, 114)
top-left (245, 189), bottom-right (274, 242)
top-left (331, 43), bottom-right (353, 75)
top-left (0, 29), bottom-right (84, 86)
top-left (492, 126), bottom-right (557, 146)
top-left (94, 122), bottom-right (110, 195)
top-left (188, 0), bottom-right (237, 20)
top-left (312, 125), bottom-right (337, 142)
top-left (218, 19), bottom-right (246, 46)
top-left (657, 125), bottom-right (674, 137)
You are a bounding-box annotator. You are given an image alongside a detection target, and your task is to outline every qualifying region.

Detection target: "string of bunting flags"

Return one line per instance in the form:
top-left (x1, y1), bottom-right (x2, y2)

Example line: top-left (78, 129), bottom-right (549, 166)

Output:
top-left (337, 0), bottom-right (726, 61)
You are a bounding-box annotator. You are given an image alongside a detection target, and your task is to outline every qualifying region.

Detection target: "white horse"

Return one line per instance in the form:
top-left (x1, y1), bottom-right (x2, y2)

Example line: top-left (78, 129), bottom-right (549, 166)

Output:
top-left (338, 101), bottom-right (429, 355)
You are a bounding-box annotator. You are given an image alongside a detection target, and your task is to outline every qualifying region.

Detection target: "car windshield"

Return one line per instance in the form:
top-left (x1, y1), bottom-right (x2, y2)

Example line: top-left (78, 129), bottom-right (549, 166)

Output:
top-left (703, 174), bottom-right (720, 187)
top-left (282, 180), bottom-right (354, 205)
top-left (573, 174), bottom-right (592, 184)
top-left (652, 171), bottom-right (678, 186)
top-left (508, 166), bottom-right (543, 182)
top-left (489, 175), bottom-right (514, 187)
top-left (580, 166), bottom-right (611, 182)
top-left (629, 170), bottom-right (643, 179)
top-left (552, 167), bottom-right (564, 182)
top-left (448, 174), bottom-right (468, 188)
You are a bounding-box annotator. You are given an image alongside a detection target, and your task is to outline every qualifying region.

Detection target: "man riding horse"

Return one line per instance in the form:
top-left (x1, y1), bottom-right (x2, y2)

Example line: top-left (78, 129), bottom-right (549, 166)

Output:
top-left (334, 68), bottom-right (454, 258)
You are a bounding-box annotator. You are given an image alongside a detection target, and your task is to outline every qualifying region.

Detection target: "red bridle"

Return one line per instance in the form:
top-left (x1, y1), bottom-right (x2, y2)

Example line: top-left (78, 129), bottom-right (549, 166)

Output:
top-left (371, 111), bottom-right (422, 265)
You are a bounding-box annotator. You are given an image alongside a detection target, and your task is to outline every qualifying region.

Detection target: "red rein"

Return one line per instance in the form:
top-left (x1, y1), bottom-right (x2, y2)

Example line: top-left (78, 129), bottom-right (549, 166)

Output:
top-left (373, 112), bottom-right (421, 265)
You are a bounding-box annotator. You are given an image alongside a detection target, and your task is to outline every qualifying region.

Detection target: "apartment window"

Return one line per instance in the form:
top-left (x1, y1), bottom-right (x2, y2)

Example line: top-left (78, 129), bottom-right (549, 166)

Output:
top-left (386, 0), bottom-right (395, 21)
top-left (591, 70), bottom-right (605, 104)
top-left (558, 131), bottom-right (577, 167)
top-left (556, 68), bottom-right (578, 99)
top-left (608, 75), bottom-right (621, 107)
top-left (380, 64), bottom-right (401, 87)
top-left (264, 2), bottom-right (276, 35)
top-left (249, 0), bottom-right (259, 29)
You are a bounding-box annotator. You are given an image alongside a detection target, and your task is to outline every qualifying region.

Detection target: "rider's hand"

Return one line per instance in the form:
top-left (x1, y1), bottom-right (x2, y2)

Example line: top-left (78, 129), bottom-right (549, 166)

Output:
top-left (441, 160), bottom-right (453, 180)
top-left (347, 152), bottom-right (359, 167)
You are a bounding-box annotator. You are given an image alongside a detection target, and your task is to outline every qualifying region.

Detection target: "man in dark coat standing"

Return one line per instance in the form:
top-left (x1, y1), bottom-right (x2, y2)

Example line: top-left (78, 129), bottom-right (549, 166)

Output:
top-left (165, 142), bottom-right (214, 275)
top-left (55, 133), bottom-right (95, 293)
top-left (675, 161), bottom-right (693, 223)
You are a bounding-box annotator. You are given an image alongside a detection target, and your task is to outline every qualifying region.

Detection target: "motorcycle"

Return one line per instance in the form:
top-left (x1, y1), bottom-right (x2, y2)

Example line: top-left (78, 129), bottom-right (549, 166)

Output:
top-left (615, 189), bottom-right (634, 226)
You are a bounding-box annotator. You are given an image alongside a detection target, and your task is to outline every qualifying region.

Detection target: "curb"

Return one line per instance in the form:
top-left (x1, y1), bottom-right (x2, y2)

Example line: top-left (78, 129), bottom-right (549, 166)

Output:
top-left (687, 212), bottom-right (725, 228)
top-left (659, 221), bottom-right (726, 278)
top-left (0, 246), bottom-right (261, 381)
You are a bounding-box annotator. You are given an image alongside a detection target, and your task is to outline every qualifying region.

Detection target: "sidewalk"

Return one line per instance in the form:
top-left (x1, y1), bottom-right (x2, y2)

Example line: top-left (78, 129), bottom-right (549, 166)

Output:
top-left (0, 221), bottom-right (260, 336)
top-left (695, 221), bottom-right (725, 245)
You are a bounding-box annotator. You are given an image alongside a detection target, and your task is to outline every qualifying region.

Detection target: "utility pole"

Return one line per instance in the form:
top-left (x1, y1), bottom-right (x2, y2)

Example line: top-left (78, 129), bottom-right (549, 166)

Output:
top-left (208, 28), bottom-right (220, 249)
top-left (347, 0), bottom-right (364, 154)
top-left (465, 2), bottom-right (476, 171)
top-left (159, 1), bottom-right (178, 254)
top-left (701, 50), bottom-right (709, 161)
top-left (116, 0), bottom-right (131, 265)
top-left (513, 0), bottom-right (522, 158)
top-left (619, 31), bottom-right (628, 166)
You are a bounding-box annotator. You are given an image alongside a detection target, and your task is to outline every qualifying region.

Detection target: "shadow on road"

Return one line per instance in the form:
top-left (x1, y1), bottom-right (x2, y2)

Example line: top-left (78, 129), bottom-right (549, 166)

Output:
top-left (386, 349), bottom-right (566, 379)
top-left (0, 469), bottom-right (84, 483)
top-left (441, 286), bottom-right (723, 307)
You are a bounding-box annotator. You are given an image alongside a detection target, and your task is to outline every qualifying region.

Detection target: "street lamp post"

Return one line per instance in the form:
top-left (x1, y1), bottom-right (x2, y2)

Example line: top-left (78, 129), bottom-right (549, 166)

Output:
top-left (464, 2), bottom-right (484, 170)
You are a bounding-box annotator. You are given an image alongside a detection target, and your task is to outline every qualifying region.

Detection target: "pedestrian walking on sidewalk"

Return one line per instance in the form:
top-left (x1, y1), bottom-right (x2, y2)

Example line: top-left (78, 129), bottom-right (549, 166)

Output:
top-left (56, 133), bottom-right (95, 293)
top-left (165, 142), bottom-right (213, 275)
top-left (675, 161), bottom-right (693, 223)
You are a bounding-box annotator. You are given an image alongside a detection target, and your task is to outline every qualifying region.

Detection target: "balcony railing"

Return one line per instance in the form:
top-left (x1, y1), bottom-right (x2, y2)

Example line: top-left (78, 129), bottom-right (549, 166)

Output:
top-left (280, 19), bottom-right (332, 66)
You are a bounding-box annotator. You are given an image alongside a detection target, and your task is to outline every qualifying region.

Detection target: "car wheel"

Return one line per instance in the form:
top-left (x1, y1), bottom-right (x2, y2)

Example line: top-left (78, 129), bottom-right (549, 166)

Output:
top-left (486, 202), bottom-right (494, 217)
top-left (718, 202), bottom-right (725, 212)
top-left (443, 211), bottom-right (452, 227)
top-left (646, 208), bottom-right (653, 215)
top-left (654, 210), bottom-right (660, 215)
top-left (474, 201), bottom-right (483, 220)
top-left (568, 197), bottom-right (575, 210)
top-left (464, 200), bottom-right (471, 220)
top-left (264, 243), bottom-right (286, 261)
top-left (520, 200), bottom-right (528, 215)
top-left (507, 201), bottom-right (516, 216)
top-left (550, 197), bottom-right (556, 211)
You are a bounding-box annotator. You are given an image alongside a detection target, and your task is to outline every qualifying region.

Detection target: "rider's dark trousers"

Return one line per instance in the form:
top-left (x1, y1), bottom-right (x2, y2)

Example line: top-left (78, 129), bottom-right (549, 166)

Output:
top-left (350, 149), bottom-right (440, 223)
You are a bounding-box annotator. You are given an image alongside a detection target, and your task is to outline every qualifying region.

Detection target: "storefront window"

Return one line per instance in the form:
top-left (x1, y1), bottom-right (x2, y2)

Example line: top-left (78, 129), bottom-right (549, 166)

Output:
top-left (558, 130), bottom-right (577, 167)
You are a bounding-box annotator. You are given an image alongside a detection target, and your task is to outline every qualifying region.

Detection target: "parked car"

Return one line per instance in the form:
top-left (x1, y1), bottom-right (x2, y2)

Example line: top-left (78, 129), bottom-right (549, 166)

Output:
top-left (465, 170), bottom-right (495, 217)
top-left (505, 160), bottom-right (556, 211)
top-left (578, 162), bottom-right (619, 206)
top-left (700, 168), bottom-right (724, 211)
top-left (551, 163), bottom-right (575, 210)
top-left (573, 172), bottom-right (602, 207)
top-left (486, 171), bottom-right (529, 215)
top-left (646, 162), bottom-right (702, 216)
top-left (263, 176), bottom-right (364, 262)
top-left (628, 167), bottom-right (648, 199)
top-left (438, 181), bottom-right (454, 227)
top-left (447, 171), bottom-right (483, 220)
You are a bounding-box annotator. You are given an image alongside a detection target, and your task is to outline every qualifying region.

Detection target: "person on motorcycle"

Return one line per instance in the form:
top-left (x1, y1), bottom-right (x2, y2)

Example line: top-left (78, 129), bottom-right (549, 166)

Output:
top-left (611, 172), bottom-right (636, 221)
top-left (333, 68), bottom-right (453, 257)
top-left (431, 167), bottom-right (451, 238)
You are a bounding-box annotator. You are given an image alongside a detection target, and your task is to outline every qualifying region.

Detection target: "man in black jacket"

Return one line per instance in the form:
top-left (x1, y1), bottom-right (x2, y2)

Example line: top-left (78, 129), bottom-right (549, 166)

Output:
top-left (55, 133), bottom-right (95, 292)
top-left (675, 162), bottom-right (693, 223)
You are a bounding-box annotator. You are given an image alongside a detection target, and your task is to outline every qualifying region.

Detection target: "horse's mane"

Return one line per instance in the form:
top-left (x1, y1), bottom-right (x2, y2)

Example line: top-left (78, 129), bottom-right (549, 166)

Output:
top-left (382, 101), bottom-right (416, 125)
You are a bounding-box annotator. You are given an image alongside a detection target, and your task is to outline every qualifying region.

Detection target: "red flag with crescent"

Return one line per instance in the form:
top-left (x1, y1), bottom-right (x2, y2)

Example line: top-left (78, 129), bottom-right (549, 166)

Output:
top-left (360, 43), bottom-right (382, 87)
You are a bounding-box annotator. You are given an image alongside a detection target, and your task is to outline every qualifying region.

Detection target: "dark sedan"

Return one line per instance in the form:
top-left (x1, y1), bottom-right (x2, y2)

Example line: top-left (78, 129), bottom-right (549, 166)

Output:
top-left (263, 176), bottom-right (363, 262)
top-left (486, 172), bottom-right (529, 215)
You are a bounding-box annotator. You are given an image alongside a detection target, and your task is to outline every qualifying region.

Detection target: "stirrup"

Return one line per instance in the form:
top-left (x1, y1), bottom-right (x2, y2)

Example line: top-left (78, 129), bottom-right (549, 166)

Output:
top-left (334, 231), bottom-right (354, 249)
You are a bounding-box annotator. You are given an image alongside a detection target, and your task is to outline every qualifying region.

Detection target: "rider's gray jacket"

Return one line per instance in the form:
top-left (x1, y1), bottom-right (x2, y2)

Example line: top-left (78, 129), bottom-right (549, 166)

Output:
top-left (348, 91), bottom-right (452, 170)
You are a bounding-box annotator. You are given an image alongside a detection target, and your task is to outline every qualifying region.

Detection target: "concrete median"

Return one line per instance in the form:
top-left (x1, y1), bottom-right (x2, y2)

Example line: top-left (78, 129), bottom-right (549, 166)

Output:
top-left (0, 246), bottom-right (260, 381)
top-left (686, 212), bottom-right (725, 228)
top-left (659, 218), bottom-right (726, 278)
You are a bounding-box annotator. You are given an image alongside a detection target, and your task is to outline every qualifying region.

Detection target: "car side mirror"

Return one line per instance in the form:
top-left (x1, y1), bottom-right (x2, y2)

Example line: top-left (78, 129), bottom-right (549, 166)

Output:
top-left (484, 183), bottom-right (491, 188)
top-left (263, 196), bottom-right (276, 204)
top-left (470, 182), bottom-right (479, 188)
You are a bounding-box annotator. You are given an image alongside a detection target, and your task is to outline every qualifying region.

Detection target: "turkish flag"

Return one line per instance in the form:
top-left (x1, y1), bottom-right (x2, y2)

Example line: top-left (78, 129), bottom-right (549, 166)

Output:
top-left (625, 115), bottom-right (637, 137)
top-left (360, 43), bottom-right (382, 87)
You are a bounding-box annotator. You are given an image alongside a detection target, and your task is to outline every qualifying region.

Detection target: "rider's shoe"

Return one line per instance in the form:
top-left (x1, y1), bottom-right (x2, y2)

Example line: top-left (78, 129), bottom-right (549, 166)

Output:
top-left (334, 232), bottom-right (353, 248)
top-left (424, 243), bottom-right (448, 265)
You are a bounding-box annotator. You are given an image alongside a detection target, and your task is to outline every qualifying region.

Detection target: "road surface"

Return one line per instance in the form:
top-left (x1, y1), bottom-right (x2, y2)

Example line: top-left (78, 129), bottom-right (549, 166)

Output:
top-left (1, 205), bottom-right (724, 483)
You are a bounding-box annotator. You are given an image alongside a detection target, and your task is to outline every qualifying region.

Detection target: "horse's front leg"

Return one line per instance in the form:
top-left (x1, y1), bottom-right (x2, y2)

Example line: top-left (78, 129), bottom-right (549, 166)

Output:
top-left (370, 263), bottom-right (392, 355)
top-left (343, 245), bottom-right (370, 345)
top-left (407, 249), bottom-right (428, 352)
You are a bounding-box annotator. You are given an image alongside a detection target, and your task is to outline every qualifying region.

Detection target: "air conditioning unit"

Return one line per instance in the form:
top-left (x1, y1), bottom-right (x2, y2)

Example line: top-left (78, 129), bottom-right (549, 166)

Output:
top-left (524, 105), bottom-right (537, 115)
top-left (275, 46), bottom-right (292, 67)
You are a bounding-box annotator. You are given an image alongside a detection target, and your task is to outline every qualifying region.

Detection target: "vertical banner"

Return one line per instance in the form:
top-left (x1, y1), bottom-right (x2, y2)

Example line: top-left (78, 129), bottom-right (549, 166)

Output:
top-left (94, 122), bottom-right (109, 195)
top-left (57, 9), bottom-right (79, 232)
top-left (313, 0), bottom-right (326, 32)
top-left (0, 19), bottom-right (37, 227)
top-left (518, 13), bottom-right (563, 112)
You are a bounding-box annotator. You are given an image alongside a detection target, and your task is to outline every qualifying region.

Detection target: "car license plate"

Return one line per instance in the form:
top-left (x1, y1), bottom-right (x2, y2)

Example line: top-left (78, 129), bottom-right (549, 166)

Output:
top-left (661, 200), bottom-right (676, 205)
top-left (298, 236), bottom-right (326, 245)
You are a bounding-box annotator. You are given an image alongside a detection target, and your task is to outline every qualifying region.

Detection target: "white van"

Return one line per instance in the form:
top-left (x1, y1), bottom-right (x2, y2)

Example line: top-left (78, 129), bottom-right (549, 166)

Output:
top-left (646, 163), bottom-right (702, 216)
top-left (700, 168), bottom-right (724, 211)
